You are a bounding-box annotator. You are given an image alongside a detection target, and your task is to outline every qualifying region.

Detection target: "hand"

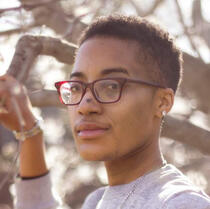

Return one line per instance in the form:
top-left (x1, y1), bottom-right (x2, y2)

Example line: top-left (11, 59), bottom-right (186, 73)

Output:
top-left (0, 74), bottom-right (36, 132)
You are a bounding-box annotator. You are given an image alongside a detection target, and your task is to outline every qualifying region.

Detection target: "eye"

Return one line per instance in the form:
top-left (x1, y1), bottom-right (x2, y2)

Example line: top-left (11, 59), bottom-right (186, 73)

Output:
top-left (70, 83), bottom-right (82, 92)
top-left (107, 83), bottom-right (119, 90)
top-left (71, 85), bottom-right (80, 92)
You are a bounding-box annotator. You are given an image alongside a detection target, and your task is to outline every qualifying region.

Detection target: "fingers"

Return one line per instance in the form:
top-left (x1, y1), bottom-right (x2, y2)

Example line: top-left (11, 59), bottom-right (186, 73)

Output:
top-left (0, 75), bottom-right (13, 114)
top-left (0, 79), bottom-right (9, 114)
top-left (0, 96), bottom-right (6, 106)
top-left (0, 74), bottom-right (23, 121)
top-left (0, 74), bottom-right (22, 96)
top-left (0, 107), bottom-right (8, 114)
top-left (0, 74), bottom-right (35, 132)
top-left (0, 96), bottom-right (8, 114)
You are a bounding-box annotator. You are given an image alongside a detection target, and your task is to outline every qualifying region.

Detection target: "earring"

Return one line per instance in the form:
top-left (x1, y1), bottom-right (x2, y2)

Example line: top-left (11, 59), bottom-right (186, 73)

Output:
top-left (162, 110), bottom-right (167, 117)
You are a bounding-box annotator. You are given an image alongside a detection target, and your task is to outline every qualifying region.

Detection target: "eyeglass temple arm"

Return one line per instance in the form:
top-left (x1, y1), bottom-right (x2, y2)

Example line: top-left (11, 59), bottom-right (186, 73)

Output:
top-left (126, 79), bottom-right (165, 88)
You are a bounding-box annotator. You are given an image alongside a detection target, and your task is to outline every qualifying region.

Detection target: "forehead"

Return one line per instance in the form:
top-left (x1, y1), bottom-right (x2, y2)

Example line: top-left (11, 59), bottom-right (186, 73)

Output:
top-left (72, 37), bottom-right (149, 80)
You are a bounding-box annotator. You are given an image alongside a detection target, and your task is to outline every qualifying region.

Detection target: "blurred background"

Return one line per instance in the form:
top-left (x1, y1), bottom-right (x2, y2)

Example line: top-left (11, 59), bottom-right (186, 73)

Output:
top-left (0, 0), bottom-right (210, 208)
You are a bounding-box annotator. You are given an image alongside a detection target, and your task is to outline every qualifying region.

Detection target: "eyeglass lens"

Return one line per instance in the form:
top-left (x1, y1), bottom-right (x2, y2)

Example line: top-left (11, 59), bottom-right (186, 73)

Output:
top-left (59, 80), bottom-right (121, 104)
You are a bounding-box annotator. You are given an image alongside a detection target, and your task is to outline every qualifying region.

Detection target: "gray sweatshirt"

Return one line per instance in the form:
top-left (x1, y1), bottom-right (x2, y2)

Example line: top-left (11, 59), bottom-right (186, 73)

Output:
top-left (15, 164), bottom-right (210, 209)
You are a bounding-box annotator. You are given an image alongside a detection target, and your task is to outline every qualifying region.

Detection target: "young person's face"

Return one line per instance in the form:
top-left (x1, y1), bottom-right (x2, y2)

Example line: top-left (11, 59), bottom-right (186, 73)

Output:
top-left (68, 37), bottom-right (161, 161)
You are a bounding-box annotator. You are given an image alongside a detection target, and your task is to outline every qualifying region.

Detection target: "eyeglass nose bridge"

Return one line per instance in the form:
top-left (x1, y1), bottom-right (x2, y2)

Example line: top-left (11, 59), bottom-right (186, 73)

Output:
top-left (79, 82), bottom-right (98, 104)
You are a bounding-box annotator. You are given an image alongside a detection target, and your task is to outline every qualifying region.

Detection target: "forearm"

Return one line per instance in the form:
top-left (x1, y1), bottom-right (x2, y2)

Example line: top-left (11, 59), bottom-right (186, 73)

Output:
top-left (16, 110), bottom-right (48, 177)
top-left (16, 123), bottom-right (61, 209)
top-left (19, 132), bottom-right (48, 177)
top-left (0, 75), bottom-right (60, 208)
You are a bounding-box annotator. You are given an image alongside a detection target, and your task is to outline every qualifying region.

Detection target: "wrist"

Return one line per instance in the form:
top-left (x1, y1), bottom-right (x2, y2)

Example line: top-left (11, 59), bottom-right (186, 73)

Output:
top-left (13, 119), bottom-right (43, 141)
top-left (21, 112), bottom-right (37, 131)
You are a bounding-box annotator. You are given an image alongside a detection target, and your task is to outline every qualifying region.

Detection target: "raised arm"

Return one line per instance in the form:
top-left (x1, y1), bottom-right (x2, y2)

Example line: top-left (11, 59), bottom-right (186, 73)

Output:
top-left (0, 74), bottom-right (60, 209)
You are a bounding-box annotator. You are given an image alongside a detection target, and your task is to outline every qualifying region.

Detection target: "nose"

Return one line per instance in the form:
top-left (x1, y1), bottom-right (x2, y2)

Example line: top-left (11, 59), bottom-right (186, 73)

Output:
top-left (77, 88), bottom-right (102, 115)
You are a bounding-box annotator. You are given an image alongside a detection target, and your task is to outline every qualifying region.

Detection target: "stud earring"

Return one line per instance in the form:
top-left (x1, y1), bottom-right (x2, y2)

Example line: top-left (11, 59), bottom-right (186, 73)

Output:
top-left (162, 110), bottom-right (167, 117)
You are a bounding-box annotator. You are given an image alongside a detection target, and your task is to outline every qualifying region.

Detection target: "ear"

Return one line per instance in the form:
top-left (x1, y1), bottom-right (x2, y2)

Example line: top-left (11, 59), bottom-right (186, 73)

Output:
top-left (154, 88), bottom-right (174, 119)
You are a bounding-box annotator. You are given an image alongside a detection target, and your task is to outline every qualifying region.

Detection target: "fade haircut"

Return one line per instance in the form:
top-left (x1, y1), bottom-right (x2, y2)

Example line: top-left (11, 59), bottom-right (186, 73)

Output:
top-left (78, 15), bottom-right (183, 93)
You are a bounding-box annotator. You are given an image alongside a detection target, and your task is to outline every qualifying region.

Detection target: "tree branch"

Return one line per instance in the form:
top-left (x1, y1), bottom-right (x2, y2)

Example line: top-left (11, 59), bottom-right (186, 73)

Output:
top-left (28, 90), bottom-right (63, 108)
top-left (7, 35), bottom-right (77, 82)
top-left (0, 0), bottom-right (60, 14)
top-left (181, 52), bottom-right (210, 114)
top-left (162, 115), bottom-right (210, 155)
top-left (0, 23), bottom-right (39, 37)
top-left (129, 0), bottom-right (164, 17)
top-left (174, 0), bottom-right (203, 60)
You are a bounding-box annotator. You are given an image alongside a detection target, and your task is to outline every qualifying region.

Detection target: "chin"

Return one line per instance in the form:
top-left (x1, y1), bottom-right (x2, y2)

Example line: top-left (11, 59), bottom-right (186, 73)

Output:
top-left (77, 145), bottom-right (115, 162)
top-left (78, 150), bottom-right (108, 161)
top-left (74, 133), bottom-right (119, 161)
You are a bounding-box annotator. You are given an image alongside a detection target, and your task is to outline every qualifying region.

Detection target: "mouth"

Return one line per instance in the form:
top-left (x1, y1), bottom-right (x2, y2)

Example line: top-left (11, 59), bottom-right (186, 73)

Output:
top-left (76, 122), bottom-right (110, 139)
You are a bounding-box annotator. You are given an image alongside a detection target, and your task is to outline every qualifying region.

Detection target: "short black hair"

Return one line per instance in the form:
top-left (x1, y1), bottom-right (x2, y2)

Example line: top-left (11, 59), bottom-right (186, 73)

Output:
top-left (78, 15), bottom-right (183, 93)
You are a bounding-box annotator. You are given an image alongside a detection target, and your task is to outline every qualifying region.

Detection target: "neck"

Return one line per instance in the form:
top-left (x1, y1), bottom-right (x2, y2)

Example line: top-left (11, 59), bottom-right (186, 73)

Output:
top-left (104, 139), bottom-right (165, 186)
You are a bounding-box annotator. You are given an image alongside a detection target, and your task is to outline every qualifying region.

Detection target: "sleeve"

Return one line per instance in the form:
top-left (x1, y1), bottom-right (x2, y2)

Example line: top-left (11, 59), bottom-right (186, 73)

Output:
top-left (14, 173), bottom-right (62, 209)
top-left (164, 191), bottom-right (210, 209)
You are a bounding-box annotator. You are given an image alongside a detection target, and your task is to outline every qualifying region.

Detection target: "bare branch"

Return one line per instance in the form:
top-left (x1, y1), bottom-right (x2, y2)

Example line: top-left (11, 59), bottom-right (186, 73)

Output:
top-left (0, 0), bottom-right (60, 14)
top-left (63, 10), bottom-right (94, 39)
top-left (0, 23), bottom-right (39, 37)
top-left (7, 35), bottom-right (42, 82)
top-left (192, 0), bottom-right (203, 27)
top-left (28, 90), bottom-right (63, 108)
top-left (181, 52), bottom-right (210, 114)
top-left (191, 0), bottom-right (210, 49)
top-left (40, 36), bottom-right (77, 63)
top-left (174, 0), bottom-right (203, 60)
top-left (162, 115), bottom-right (210, 155)
top-left (7, 35), bottom-right (77, 82)
top-left (129, 0), bottom-right (164, 17)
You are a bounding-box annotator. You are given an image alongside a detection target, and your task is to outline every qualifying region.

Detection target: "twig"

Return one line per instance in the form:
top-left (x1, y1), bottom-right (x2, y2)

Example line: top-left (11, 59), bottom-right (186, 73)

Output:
top-left (63, 9), bottom-right (96, 38)
top-left (129, 0), bottom-right (163, 17)
top-left (0, 23), bottom-right (39, 37)
top-left (174, 0), bottom-right (203, 60)
top-left (29, 89), bottom-right (64, 108)
top-left (162, 115), bottom-right (210, 155)
top-left (0, 0), bottom-right (60, 14)
top-left (7, 35), bottom-right (77, 82)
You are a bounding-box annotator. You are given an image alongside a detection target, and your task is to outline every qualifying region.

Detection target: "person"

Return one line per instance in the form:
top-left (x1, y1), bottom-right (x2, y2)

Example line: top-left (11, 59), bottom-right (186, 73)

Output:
top-left (0, 15), bottom-right (210, 209)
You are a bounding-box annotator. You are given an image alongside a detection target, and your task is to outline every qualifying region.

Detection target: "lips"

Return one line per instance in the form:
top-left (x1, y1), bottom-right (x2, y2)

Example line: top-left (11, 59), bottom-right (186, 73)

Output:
top-left (75, 122), bottom-right (110, 139)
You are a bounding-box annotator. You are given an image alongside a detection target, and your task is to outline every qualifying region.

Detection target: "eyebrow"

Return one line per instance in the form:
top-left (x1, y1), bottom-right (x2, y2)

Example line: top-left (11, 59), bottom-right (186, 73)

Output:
top-left (70, 67), bottom-right (129, 79)
top-left (101, 68), bottom-right (129, 76)
top-left (70, 72), bottom-right (84, 79)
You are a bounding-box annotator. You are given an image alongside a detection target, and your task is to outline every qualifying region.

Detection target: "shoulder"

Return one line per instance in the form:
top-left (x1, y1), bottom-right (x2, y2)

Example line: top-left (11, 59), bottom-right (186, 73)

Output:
top-left (81, 186), bottom-right (106, 209)
top-left (163, 191), bottom-right (210, 209)
top-left (140, 164), bottom-right (210, 209)
top-left (157, 164), bottom-right (210, 208)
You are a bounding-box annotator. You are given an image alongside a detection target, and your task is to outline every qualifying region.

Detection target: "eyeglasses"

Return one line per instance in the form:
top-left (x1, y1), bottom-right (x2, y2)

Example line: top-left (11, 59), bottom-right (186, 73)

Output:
top-left (55, 77), bottom-right (166, 105)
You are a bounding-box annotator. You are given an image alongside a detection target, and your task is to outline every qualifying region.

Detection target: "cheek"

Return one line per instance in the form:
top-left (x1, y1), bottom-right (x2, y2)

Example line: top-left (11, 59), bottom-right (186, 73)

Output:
top-left (112, 105), bottom-right (151, 136)
top-left (108, 92), bottom-right (154, 153)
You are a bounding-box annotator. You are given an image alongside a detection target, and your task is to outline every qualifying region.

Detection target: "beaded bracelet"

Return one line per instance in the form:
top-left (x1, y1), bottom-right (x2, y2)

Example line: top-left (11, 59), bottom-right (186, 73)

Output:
top-left (13, 120), bottom-right (43, 141)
